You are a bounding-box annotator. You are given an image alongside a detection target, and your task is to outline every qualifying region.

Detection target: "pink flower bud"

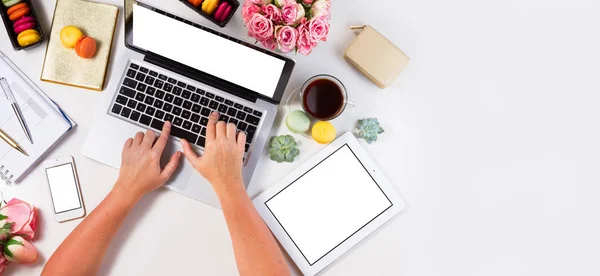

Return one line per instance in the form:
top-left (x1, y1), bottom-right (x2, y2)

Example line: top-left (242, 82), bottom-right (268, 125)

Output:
top-left (4, 236), bottom-right (38, 264)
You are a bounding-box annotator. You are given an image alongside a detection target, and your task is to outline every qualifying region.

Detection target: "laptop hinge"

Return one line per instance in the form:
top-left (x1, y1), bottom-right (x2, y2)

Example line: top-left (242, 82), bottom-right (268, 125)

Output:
top-left (143, 52), bottom-right (259, 103)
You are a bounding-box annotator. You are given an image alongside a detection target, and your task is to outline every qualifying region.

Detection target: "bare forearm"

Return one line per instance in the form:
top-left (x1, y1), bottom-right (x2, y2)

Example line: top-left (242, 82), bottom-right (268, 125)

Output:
top-left (218, 184), bottom-right (290, 276)
top-left (42, 185), bottom-right (140, 276)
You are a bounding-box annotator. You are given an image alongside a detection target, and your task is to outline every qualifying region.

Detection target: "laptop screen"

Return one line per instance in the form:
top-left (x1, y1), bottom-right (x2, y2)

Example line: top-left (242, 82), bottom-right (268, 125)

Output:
top-left (131, 3), bottom-right (287, 99)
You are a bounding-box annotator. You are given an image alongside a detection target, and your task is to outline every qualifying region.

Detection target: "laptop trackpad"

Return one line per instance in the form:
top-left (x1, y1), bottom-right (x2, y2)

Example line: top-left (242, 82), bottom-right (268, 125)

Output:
top-left (160, 141), bottom-right (190, 190)
top-left (159, 141), bottom-right (220, 207)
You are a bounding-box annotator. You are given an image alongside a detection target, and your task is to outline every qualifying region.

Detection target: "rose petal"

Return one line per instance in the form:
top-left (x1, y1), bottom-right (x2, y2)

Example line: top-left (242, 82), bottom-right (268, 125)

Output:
top-left (0, 203), bottom-right (31, 234)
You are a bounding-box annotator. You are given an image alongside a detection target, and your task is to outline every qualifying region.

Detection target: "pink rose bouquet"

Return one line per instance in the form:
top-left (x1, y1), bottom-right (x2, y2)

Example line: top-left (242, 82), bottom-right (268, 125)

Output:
top-left (243, 0), bottom-right (331, 55)
top-left (0, 199), bottom-right (39, 274)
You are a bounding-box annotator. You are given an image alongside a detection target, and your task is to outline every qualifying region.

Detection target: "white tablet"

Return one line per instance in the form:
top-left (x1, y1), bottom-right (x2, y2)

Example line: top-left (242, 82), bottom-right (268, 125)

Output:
top-left (253, 132), bottom-right (407, 275)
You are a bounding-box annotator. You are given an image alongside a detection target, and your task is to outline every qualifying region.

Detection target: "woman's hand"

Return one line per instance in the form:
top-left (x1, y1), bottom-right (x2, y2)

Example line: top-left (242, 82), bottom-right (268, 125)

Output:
top-left (115, 121), bottom-right (182, 199)
top-left (181, 112), bottom-right (246, 196)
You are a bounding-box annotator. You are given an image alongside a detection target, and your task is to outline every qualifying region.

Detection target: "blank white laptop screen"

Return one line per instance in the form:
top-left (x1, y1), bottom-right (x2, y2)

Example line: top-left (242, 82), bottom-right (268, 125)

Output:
top-left (46, 164), bottom-right (81, 214)
top-left (133, 4), bottom-right (286, 98)
top-left (265, 145), bottom-right (393, 265)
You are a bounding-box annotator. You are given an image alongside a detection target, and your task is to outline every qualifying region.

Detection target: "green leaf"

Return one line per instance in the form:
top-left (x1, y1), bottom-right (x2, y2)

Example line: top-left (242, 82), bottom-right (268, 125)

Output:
top-left (0, 214), bottom-right (7, 221)
top-left (3, 238), bottom-right (23, 258)
top-left (0, 229), bottom-right (10, 237)
top-left (3, 222), bottom-right (12, 230)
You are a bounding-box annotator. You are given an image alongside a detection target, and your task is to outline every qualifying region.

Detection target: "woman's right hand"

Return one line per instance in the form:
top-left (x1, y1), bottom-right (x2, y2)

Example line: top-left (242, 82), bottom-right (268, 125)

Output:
top-left (180, 112), bottom-right (247, 196)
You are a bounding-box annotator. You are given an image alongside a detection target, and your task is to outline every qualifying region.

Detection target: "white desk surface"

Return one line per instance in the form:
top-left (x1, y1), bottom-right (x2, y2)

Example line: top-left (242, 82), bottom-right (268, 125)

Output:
top-left (2, 0), bottom-right (600, 275)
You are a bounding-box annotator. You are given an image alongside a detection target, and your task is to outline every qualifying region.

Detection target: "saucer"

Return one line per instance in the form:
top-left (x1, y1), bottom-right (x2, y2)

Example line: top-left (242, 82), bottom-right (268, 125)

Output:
top-left (283, 86), bottom-right (354, 139)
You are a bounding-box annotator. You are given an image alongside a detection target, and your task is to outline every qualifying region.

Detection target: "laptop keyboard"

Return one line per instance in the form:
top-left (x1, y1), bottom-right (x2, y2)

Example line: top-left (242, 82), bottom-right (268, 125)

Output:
top-left (110, 62), bottom-right (264, 152)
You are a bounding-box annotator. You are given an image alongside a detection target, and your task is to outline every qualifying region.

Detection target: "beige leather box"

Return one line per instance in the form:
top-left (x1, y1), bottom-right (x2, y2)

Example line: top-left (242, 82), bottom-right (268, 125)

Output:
top-left (345, 25), bottom-right (410, 89)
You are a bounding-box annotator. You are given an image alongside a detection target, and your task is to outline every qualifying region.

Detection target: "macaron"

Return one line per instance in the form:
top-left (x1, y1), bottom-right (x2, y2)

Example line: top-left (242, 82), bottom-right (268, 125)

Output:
top-left (13, 15), bottom-right (34, 26)
top-left (201, 0), bottom-right (219, 15)
top-left (17, 29), bottom-right (40, 47)
top-left (60, 25), bottom-right (83, 48)
top-left (214, 2), bottom-right (231, 22)
top-left (75, 36), bottom-right (97, 59)
top-left (221, 5), bottom-right (232, 22)
top-left (188, 0), bottom-right (203, 7)
top-left (7, 2), bottom-right (29, 21)
top-left (13, 19), bottom-right (35, 35)
top-left (13, 15), bottom-right (35, 34)
top-left (2, 0), bottom-right (21, 8)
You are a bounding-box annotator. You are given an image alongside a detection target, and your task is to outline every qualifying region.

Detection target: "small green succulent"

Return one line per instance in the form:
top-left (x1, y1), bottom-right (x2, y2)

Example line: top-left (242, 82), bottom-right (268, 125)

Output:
top-left (269, 135), bottom-right (300, 163)
top-left (355, 118), bottom-right (385, 144)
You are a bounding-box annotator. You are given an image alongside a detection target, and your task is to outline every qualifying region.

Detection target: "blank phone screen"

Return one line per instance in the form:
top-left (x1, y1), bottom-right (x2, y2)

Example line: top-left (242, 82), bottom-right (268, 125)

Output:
top-left (46, 163), bottom-right (81, 214)
top-left (265, 145), bottom-right (393, 265)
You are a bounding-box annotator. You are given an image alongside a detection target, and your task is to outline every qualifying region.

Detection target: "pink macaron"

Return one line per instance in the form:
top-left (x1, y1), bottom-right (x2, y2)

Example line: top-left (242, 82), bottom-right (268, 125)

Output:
top-left (214, 1), bottom-right (231, 23)
top-left (220, 5), bottom-right (232, 22)
top-left (13, 15), bottom-right (34, 27)
top-left (13, 16), bottom-right (36, 35)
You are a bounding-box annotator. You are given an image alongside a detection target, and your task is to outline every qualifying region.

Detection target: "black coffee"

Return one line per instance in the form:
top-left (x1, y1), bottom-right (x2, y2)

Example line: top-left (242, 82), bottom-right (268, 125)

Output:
top-left (302, 79), bottom-right (344, 120)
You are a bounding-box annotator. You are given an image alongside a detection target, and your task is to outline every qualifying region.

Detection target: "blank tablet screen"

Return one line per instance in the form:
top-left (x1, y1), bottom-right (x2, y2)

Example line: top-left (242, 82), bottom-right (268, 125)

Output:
top-left (265, 145), bottom-right (393, 265)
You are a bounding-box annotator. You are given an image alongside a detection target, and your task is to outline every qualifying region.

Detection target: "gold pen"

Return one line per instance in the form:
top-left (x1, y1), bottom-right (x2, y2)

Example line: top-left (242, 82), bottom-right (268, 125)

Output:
top-left (0, 128), bottom-right (28, 156)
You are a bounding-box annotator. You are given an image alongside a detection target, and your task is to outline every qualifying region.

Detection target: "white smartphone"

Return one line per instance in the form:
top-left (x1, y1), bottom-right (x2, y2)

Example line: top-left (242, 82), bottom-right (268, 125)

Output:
top-left (43, 156), bottom-right (86, 222)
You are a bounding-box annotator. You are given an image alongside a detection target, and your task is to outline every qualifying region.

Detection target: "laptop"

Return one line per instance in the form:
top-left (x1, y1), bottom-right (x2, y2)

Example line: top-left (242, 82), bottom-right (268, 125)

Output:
top-left (82, 1), bottom-right (295, 207)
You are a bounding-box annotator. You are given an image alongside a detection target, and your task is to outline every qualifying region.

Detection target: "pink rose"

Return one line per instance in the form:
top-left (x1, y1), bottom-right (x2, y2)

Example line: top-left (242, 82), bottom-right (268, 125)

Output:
top-left (296, 18), bottom-right (317, 55)
top-left (247, 13), bottom-right (274, 41)
top-left (260, 37), bottom-right (277, 50)
top-left (311, 0), bottom-right (331, 20)
top-left (275, 26), bottom-right (299, 53)
top-left (242, 2), bottom-right (261, 24)
top-left (274, 0), bottom-right (293, 8)
top-left (0, 255), bottom-right (7, 275)
top-left (249, 0), bottom-right (272, 5)
top-left (0, 252), bottom-right (10, 275)
top-left (281, 3), bottom-right (305, 25)
top-left (308, 16), bottom-right (329, 42)
top-left (3, 236), bottom-right (38, 264)
top-left (262, 4), bottom-right (282, 23)
top-left (303, 0), bottom-right (314, 4)
top-left (0, 199), bottom-right (37, 240)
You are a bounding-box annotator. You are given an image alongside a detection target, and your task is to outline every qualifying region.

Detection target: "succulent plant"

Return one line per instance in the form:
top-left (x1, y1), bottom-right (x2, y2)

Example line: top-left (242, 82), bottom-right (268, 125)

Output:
top-left (355, 118), bottom-right (385, 144)
top-left (269, 135), bottom-right (300, 163)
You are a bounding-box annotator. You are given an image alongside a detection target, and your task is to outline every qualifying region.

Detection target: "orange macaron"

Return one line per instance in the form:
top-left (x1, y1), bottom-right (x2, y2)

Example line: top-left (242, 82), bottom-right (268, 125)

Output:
top-left (7, 2), bottom-right (29, 21)
top-left (188, 0), bottom-right (203, 7)
top-left (75, 36), bottom-right (97, 59)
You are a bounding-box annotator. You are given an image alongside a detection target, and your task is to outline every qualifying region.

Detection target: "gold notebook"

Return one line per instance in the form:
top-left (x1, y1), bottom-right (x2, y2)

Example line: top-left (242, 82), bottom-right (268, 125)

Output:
top-left (41, 0), bottom-right (118, 91)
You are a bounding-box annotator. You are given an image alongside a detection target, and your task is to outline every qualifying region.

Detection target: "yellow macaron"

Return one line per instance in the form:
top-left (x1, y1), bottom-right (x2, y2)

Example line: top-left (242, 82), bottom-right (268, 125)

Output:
top-left (60, 25), bottom-right (83, 48)
top-left (17, 29), bottom-right (40, 47)
top-left (202, 0), bottom-right (219, 15)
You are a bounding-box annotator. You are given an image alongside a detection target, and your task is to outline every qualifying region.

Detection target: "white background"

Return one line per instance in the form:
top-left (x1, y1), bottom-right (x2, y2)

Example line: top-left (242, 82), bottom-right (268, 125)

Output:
top-left (1, 0), bottom-right (600, 275)
top-left (45, 164), bottom-right (80, 213)
top-left (266, 145), bottom-right (392, 265)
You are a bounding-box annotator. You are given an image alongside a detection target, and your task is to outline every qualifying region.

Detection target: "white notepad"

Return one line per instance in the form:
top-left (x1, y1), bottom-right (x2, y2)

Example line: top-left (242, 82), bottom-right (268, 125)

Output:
top-left (0, 51), bottom-right (75, 184)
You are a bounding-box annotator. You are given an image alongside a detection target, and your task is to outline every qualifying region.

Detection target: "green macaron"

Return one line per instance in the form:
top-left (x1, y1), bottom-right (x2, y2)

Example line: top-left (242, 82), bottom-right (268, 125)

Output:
top-left (2, 0), bottom-right (22, 8)
top-left (286, 110), bottom-right (311, 134)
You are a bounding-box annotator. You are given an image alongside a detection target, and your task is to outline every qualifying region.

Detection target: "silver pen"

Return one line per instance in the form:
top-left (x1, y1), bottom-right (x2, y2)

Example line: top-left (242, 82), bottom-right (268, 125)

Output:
top-left (0, 77), bottom-right (33, 144)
